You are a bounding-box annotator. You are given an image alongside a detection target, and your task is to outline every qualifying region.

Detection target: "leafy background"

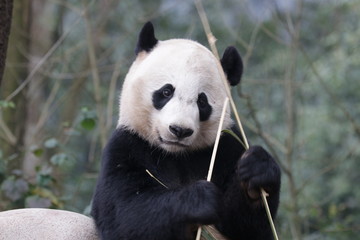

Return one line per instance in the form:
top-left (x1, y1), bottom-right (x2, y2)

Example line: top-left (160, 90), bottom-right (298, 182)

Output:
top-left (0, 0), bottom-right (359, 239)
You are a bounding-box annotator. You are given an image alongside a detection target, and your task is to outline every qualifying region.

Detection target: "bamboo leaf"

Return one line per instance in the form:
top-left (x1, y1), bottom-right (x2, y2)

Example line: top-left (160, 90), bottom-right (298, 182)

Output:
top-left (221, 129), bottom-right (247, 149)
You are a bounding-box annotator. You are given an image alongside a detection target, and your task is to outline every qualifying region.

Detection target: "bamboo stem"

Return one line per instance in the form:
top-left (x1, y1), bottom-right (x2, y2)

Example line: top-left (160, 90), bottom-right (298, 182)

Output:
top-left (261, 189), bottom-right (279, 240)
top-left (207, 97), bottom-right (229, 181)
top-left (196, 97), bottom-right (229, 240)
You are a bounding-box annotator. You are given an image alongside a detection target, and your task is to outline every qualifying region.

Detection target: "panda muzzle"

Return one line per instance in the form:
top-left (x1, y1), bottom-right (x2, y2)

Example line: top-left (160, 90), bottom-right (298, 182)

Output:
top-left (169, 125), bottom-right (194, 139)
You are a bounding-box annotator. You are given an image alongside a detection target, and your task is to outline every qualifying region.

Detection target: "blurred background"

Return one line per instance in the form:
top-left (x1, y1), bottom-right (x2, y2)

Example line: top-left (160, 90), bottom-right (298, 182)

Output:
top-left (0, 0), bottom-right (359, 239)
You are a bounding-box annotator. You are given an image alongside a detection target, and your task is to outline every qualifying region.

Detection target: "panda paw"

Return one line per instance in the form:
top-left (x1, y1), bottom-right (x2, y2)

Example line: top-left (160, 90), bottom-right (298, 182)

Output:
top-left (184, 180), bottom-right (221, 224)
top-left (236, 146), bottom-right (281, 201)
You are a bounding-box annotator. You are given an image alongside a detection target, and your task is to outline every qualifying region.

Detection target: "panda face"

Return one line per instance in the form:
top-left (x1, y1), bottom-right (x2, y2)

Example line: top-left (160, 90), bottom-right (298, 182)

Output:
top-left (118, 39), bottom-right (233, 152)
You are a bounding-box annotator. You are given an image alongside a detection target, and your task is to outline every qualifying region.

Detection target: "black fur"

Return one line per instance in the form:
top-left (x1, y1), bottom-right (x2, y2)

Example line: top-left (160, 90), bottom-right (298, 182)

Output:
top-left (197, 93), bottom-right (212, 121)
top-left (152, 84), bottom-right (175, 110)
top-left (135, 22), bottom-right (158, 55)
top-left (92, 127), bottom-right (281, 240)
top-left (221, 46), bottom-right (243, 86)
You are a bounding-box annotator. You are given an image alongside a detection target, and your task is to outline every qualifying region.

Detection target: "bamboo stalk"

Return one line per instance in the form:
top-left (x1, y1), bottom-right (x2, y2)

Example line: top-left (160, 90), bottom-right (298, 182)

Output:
top-left (196, 97), bottom-right (229, 240)
top-left (261, 189), bottom-right (279, 240)
top-left (206, 97), bottom-right (229, 182)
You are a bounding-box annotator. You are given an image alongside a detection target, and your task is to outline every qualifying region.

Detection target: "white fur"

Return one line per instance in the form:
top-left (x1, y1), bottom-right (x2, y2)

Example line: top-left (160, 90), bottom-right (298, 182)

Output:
top-left (118, 39), bottom-right (232, 152)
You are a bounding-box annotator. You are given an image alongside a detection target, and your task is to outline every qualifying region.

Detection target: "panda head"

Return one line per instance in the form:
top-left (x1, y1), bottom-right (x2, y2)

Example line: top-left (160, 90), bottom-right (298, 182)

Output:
top-left (118, 22), bottom-right (243, 153)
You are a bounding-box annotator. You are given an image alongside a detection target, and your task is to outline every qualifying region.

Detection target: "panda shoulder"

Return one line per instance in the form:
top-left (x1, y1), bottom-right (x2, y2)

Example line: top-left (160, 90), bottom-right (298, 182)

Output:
top-left (102, 127), bottom-right (150, 166)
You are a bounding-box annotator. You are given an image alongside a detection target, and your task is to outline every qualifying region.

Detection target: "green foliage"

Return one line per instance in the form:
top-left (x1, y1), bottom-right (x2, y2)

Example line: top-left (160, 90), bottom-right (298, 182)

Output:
top-left (0, 167), bottom-right (60, 209)
top-left (1, 175), bottom-right (29, 201)
top-left (50, 153), bottom-right (73, 166)
top-left (0, 100), bottom-right (15, 109)
top-left (44, 138), bottom-right (59, 149)
top-left (30, 146), bottom-right (44, 158)
top-left (0, 105), bottom-right (96, 210)
top-left (80, 107), bottom-right (97, 131)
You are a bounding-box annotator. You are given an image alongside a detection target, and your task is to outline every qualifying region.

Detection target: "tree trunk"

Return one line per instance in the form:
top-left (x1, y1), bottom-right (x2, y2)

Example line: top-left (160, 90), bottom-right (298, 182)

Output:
top-left (0, 0), bottom-right (30, 170)
top-left (0, 0), bottom-right (13, 85)
top-left (22, 0), bottom-right (53, 179)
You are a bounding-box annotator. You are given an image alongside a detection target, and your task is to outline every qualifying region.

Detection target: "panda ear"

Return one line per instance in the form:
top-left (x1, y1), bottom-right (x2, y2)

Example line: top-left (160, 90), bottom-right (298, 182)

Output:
top-left (220, 46), bottom-right (243, 86)
top-left (135, 22), bottom-right (158, 55)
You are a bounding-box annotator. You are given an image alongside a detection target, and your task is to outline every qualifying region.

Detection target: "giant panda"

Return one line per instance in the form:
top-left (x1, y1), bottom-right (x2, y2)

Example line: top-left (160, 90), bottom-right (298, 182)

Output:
top-left (91, 22), bottom-right (281, 240)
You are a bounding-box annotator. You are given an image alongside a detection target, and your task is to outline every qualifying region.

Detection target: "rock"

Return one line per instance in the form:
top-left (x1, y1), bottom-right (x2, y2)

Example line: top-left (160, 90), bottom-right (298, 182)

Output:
top-left (0, 208), bottom-right (99, 240)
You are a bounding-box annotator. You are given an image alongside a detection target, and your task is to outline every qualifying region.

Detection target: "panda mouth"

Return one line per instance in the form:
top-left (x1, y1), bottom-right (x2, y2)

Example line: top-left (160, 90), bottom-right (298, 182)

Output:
top-left (158, 136), bottom-right (189, 148)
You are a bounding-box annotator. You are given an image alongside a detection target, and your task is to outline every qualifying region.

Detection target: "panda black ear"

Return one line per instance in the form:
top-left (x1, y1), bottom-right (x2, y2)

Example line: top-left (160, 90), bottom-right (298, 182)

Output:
top-left (220, 46), bottom-right (243, 86)
top-left (135, 22), bottom-right (158, 55)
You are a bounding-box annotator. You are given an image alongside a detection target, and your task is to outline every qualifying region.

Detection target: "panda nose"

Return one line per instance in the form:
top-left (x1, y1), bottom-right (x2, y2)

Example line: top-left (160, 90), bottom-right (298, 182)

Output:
top-left (169, 125), bottom-right (194, 139)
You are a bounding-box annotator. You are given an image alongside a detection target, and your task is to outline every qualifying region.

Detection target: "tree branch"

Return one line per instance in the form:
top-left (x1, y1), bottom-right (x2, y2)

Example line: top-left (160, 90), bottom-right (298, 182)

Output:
top-left (83, 6), bottom-right (107, 148)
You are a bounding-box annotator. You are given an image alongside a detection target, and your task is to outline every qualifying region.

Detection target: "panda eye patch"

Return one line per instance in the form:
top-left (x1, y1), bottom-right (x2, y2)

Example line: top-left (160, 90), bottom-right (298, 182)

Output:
top-left (152, 84), bottom-right (175, 110)
top-left (197, 93), bottom-right (212, 121)
top-left (197, 96), bottom-right (207, 108)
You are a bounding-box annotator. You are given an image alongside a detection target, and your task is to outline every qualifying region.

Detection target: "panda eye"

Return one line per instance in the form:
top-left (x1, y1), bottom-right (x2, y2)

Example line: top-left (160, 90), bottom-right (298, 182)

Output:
top-left (198, 97), bottom-right (206, 108)
top-left (197, 93), bottom-right (208, 108)
top-left (197, 93), bottom-right (212, 121)
top-left (162, 88), bottom-right (173, 98)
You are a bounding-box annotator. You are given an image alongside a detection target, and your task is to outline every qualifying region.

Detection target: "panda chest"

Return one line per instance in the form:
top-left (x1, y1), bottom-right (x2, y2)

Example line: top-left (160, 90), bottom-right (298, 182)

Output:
top-left (148, 155), bottom-right (210, 188)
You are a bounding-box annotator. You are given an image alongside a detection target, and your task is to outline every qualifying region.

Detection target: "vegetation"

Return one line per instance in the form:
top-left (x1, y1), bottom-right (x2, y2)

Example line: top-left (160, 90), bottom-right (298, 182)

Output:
top-left (1, 0), bottom-right (359, 239)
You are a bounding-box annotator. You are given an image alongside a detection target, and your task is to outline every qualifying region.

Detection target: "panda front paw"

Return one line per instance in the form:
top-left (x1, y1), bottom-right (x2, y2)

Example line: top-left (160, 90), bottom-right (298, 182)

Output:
top-left (183, 180), bottom-right (221, 225)
top-left (236, 146), bottom-right (281, 202)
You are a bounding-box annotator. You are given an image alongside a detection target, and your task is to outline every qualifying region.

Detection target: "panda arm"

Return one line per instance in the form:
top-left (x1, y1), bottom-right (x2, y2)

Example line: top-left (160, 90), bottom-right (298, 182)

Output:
top-left (213, 128), bottom-right (281, 240)
top-left (93, 170), bottom-right (220, 239)
top-left (92, 128), bottom-right (221, 240)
